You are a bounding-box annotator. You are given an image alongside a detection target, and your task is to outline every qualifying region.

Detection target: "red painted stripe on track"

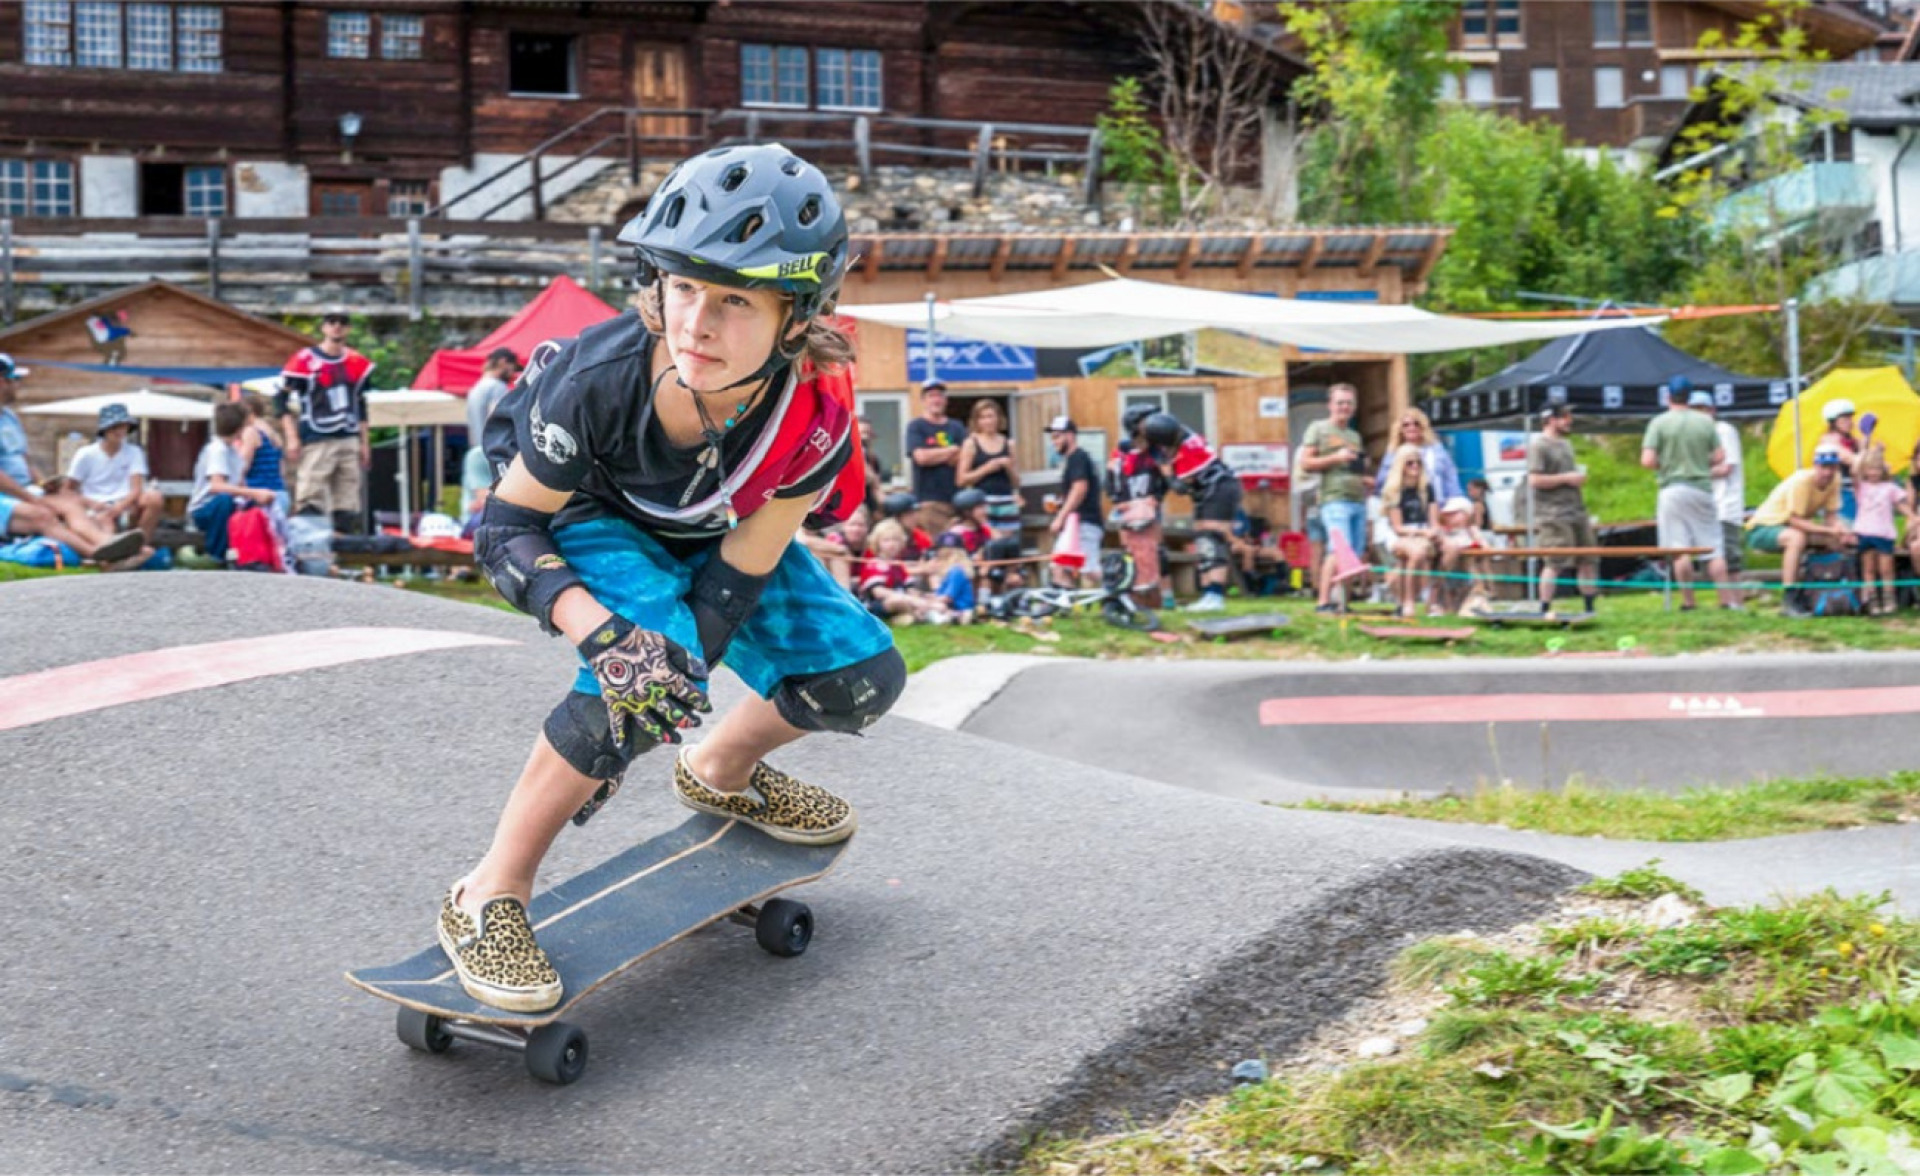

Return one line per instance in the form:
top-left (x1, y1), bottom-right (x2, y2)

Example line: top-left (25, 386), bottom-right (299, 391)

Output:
top-left (0, 628), bottom-right (517, 732)
top-left (1259, 685), bottom-right (1920, 726)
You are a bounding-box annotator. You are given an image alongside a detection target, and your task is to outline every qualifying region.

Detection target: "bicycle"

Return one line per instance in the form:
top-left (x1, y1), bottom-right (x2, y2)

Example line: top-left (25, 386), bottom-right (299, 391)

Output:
top-left (991, 549), bottom-right (1159, 632)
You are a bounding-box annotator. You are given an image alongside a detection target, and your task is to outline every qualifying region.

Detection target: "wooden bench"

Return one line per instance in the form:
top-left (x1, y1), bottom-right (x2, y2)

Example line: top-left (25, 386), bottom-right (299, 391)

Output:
top-left (1469, 545), bottom-right (1712, 610)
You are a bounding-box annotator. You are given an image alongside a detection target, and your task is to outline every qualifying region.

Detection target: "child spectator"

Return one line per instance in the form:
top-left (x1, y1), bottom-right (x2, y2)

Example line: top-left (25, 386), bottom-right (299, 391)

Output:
top-left (880, 492), bottom-right (932, 558)
top-left (1853, 453), bottom-right (1906, 615)
top-left (1433, 496), bottom-right (1493, 615)
top-left (190, 401), bottom-right (277, 562)
top-left (235, 392), bottom-right (289, 515)
top-left (947, 488), bottom-right (994, 554)
top-left (859, 518), bottom-right (944, 625)
top-left (1466, 478), bottom-right (1491, 529)
top-left (801, 505), bottom-right (871, 591)
top-left (1382, 444), bottom-right (1437, 618)
top-left (930, 533), bottom-right (977, 623)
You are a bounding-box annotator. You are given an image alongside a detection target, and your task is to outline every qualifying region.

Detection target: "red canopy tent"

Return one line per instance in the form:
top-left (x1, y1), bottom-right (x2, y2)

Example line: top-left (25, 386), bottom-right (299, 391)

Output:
top-left (412, 275), bottom-right (620, 395)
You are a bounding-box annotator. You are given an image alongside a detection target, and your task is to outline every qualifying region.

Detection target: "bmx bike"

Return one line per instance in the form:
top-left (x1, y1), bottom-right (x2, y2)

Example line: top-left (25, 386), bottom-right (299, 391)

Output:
top-left (993, 549), bottom-right (1159, 632)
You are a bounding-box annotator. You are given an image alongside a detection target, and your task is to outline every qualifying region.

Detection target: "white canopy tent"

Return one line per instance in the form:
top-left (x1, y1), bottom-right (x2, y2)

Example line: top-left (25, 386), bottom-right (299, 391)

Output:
top-left (838, 277), bottom-right (1666, 353)
top-left (20, 388), bottom-right (215, 422)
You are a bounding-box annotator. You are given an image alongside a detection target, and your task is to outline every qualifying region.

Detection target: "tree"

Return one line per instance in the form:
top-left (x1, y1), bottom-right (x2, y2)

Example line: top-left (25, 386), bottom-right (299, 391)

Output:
top-left (1097, 76), bottom-right (1176, 221)
top-left (1129, 0), bottom-right (1292, 222)
top-left (1284, 0), bottom-right (1459, 224)
top-left (1660, 0), bottom-right (1893, 378)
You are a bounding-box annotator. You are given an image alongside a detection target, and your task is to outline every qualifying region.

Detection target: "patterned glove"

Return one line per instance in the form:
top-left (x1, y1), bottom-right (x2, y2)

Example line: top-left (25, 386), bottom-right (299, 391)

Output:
top-left (579, 617), bottom-right (711, 754)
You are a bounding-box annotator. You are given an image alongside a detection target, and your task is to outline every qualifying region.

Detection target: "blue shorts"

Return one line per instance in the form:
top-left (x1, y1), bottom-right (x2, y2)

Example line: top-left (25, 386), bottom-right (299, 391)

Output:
top-left (1320, 499), bottom-right (1367, 557)
top-left (0, 492), bottom-right (17, 534)
top-left (1859, 535), bottom-right (1895, 555)
top-left (554, 515), bottom-right (896, 701)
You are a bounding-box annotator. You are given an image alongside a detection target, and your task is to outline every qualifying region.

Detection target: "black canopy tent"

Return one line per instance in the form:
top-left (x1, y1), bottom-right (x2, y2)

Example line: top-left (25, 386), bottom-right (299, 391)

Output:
top-left (1425, 326), bottom-right (1790, 431)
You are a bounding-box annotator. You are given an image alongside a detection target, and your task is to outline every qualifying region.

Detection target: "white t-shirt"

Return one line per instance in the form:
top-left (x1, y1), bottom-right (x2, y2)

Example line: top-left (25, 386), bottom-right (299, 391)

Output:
top-left (1712, 419), bottom-right (1743, 523)
top-left (67, 440), bottom-right (149, 501)
top-left (189, 438), bottom-right (243, 512)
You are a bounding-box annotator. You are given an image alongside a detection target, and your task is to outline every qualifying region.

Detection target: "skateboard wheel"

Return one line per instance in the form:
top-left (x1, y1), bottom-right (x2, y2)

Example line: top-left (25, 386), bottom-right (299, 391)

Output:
top-left (525, 1022), bottom-right (588, 1085)
top-left (755, 898), bottom-right (813, 958)
top-left (395, 1007), bottom-right (452, 1055)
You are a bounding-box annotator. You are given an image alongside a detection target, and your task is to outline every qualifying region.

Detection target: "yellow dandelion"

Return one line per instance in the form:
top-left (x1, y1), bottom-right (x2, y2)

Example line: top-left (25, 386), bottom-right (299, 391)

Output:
top-left (1838, 941), bottom-right (1855, 958)
top-left (1870, 923), bottom-right (1888, 937)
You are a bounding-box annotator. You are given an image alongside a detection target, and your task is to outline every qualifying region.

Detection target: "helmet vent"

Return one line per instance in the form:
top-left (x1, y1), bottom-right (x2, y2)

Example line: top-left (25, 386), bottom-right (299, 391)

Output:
top-left (727, 212), bottom-right (765, 243)
top-left (797, 195), bottom-right (821, 227)
top-left (721, 164), bottom-right (751, 192)
top-left (662, 195), bottom-right (686, 229)
top-left (779, 156), bottom-right (804, 176)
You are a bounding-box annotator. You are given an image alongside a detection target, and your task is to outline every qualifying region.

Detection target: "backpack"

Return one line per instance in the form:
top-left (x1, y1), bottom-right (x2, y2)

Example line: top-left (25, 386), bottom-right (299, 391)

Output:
top-left (226, 506), bottom-right (285, 573)
top-left (285, 513), bottom-right (334, 576)
top-left (1795, 551), bottom-right (1860, 617)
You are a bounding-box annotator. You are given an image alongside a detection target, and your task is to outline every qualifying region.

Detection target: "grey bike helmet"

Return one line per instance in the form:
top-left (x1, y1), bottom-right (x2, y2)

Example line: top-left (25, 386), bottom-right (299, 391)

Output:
top-left (617, 144), bottom-right (849, 327)
top-left (1121, 403), bottom-right (1156, 436)
top-left (953, 488), bottom-right (988, 511)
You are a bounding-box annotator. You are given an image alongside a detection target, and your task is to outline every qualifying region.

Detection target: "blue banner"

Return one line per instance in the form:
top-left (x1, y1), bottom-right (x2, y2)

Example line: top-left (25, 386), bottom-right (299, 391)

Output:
top-left (907, 330), bottom-right (1037, 383)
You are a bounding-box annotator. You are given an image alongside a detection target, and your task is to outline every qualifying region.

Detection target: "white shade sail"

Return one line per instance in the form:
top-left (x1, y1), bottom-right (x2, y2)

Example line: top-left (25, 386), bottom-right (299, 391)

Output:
top-left (19, 389), bottom-right (214, 422)
top-left (838, 277), bottom-right (1667, 355)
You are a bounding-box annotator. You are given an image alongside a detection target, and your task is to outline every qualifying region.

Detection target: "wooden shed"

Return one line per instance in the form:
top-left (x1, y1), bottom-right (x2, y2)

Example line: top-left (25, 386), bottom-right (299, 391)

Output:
top-left (0, 281), bottom-right (310, 484)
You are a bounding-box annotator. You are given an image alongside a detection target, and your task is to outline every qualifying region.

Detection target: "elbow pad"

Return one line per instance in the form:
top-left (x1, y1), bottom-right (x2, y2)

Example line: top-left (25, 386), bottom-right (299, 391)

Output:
top-left (473, 497), bottom-right (584, 635)
top-left (688, 555), bottom-right (771, 666)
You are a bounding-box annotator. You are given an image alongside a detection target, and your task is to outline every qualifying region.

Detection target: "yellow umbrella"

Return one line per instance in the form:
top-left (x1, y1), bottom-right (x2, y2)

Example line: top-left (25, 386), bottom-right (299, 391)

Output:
top-left (1767, 366), bottom-right (1920, 478)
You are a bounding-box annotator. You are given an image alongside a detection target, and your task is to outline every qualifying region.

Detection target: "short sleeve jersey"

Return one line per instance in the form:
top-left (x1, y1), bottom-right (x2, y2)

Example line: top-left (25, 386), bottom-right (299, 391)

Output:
top-left (483, 313), bottom-right (858, 540)
top-left (67, 440), bottom-right (149, 501)
top-left (1301, 419), bottom-right (1366, 503)
top-left (1641, 409), bottom-right (1718, 491)
top-left (1060, 447), bottom-right (1103, 526)
top-left (905, 416), bottom-right (968, 505)
top-left (1748, 469), bottom-right (1841, 529)
top-left (277, 346), bottom-right (374, 443)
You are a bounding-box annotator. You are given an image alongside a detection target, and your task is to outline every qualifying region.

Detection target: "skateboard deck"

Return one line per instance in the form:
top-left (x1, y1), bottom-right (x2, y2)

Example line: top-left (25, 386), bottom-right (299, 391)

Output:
top-left (1188, 613), bottom-right (1292, 639)
top-left (1359, 624), bottom-right (1477, 643)
top-left (1466, 606), bottom-right (1597, 629)
top-left (347, 814), bottom-right (846, 1082)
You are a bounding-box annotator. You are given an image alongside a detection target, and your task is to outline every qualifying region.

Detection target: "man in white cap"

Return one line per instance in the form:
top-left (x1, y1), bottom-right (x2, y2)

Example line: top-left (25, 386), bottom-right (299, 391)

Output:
top-left (1641, 376), bottom-right (1731, 610)
top-left (1816, 397), bottom-right (1864, 519)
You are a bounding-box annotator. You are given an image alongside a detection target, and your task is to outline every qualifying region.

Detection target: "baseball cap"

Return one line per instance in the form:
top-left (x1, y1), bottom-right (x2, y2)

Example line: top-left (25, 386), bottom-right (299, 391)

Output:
top-left (1044, 415), bottom-right (1077, 433)
top-left (920, 380), bottom-right (948, 394)
top-left (1440, 495), bottom-right (1474, 516)
top-left (1667, 375), bottom-right (1693, 395)
top-left (1813, 446), bottom-right (1845, 466)
top-left (321, 307), bottom-right (352, 324)
top-left (96, 403), bottom-right (136, 435)
top-left (1823, 398), bottom-right (1856, 422)
top-left (0, 353), bottom-right (27, 379)
top-left (1687, 389), bottom-right (1714, 408)
top-left (934, 531), bottom-right (969, 550)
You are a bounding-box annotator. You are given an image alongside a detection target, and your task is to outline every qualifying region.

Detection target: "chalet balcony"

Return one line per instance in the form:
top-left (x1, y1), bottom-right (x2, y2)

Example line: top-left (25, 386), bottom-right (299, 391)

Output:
top-left (1709, 162), bottom-right (1875, 241)
top-left (1807, 248), bottom-right (1920, 308)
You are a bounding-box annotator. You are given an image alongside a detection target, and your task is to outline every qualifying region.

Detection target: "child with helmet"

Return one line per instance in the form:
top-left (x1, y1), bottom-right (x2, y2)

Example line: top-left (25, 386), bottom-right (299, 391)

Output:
top-left (445, 145), bottom-right (906, 1013)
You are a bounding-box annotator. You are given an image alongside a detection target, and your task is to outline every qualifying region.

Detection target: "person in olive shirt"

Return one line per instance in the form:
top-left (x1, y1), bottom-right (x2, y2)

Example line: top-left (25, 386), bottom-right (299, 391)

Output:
top-left (1527, 404), bottom-right (1599, 614)
top-left (1298, 382), bottom-right (1368, 612)
top-left (1641, 378), bottom-right (1732, 610)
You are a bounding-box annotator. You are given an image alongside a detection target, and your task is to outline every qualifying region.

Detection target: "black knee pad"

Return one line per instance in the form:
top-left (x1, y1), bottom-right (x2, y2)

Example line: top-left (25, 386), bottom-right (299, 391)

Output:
top-left (1196, 531), bottom-right (1233, 575)
top-left (543, 690), bottom-right (637, 780)
top-left (772, 647), bottom-right (907, 734)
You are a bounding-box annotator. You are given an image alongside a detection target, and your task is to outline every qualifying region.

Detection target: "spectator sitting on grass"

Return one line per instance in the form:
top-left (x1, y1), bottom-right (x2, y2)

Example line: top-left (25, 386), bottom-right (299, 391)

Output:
top-left (189, 401), bottom-right (278, 562)
top-left (945, 487), bottom-right (994, 554)
top-left (859, 518), bottom-right (946, 626)
top-left (65, 403), bottom-right (164, 542)
top-left (0, 354), bottom-right (147, 569)
top-left (1745, 444), bottom-right (1853, 619)
top-left (800, 504), bottom-right (871, 591)
top-left (930, 532), bottom-right (977, 624)
top-left (1433, 496), bottom-right (1493, 615)
top-left (880, 491), bottom-right (933, 559)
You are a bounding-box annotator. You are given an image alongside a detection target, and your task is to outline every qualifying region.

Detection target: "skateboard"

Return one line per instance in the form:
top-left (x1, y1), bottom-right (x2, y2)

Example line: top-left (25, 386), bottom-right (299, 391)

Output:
top-left (1359, 624), bottom-right (1477, 643)
top-left (346, 813), bottom-right (847, 1085)
top-left (1465, 605), bottom-right (1597, 629)
top-left (1188, 612), bottom-right (1292, 639)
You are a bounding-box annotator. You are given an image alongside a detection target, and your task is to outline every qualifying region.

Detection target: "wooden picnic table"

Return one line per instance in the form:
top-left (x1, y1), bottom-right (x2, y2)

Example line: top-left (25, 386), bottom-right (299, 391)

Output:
top-left (1466, 545), bottom-right (1712, 610)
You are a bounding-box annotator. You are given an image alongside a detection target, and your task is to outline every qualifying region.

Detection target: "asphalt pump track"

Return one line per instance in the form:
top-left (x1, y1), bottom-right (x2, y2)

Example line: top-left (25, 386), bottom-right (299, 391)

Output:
top-left (0, 573), bottom-right (1585, 1173)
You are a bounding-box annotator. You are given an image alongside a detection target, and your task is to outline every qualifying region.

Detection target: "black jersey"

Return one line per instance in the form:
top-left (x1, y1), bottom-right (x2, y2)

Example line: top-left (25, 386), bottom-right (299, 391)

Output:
top-left (483, 313), bottom-right (854, 539)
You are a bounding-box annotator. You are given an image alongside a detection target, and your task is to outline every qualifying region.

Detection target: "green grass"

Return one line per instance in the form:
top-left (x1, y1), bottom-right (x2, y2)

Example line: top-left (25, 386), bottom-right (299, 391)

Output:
top-left (1289, 771), bottom-right (1920, 842)
top-left (1024, 875), bottom-right (1920, 1176)
top-left (1571, 421), bottom-right (1778, 526)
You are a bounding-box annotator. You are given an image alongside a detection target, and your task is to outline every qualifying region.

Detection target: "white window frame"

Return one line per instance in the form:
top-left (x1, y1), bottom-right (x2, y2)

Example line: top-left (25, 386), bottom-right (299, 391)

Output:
top-left (1659, 63), bottom-right (1690, 100)
top-left (184, 165), bottom-right (225, 216)
top-left (774, 45), bottom-right (809, 107)
top-left (25, 1), bottom-right (74, 66)
top-left (816, 47), bottom-right (882, 112)
top-left (178, 4), bottom-right (220, 72)
top-left (127, 3), bottom-right (174, 70)
top-left (387, 178), bottom-right (432, 217)
top-left (1117, 386), bottom-right (1218, 447)
top-left (381, 13), bottom-right (423, 61)
top-left (1, 160), bottom-right (77, 216)
top-left (1530, 66), bottom-right (1560, 110)
top-left (1463, 67), bottom-right (1496, 106)
top-left (327, 11), bottom-right (371, 59)
top-left (1594, 65), bottom-right (1624, 109)
top-left (75, 1), bottom-right (121, 68)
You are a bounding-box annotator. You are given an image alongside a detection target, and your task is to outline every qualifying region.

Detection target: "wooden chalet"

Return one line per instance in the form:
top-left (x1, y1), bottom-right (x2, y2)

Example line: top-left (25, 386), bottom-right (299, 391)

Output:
top-left (0, 281), bottom-right (310, 483)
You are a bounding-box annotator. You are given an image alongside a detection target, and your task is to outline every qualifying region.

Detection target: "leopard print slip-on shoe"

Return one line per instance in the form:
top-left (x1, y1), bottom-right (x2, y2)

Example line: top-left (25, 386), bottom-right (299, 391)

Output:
top-left (673, 750), bottom-right (857, 846)
top-left (437, 886), bottom-right (563, 1013)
